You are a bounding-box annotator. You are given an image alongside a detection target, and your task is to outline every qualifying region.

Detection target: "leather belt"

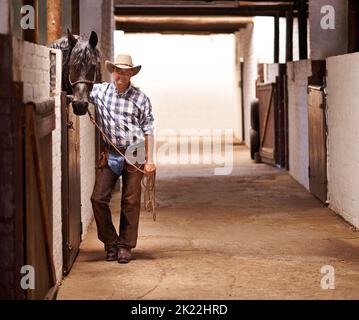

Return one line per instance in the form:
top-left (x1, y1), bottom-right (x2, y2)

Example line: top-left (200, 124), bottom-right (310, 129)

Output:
top-left (105, 144), bottom-right (127, 156)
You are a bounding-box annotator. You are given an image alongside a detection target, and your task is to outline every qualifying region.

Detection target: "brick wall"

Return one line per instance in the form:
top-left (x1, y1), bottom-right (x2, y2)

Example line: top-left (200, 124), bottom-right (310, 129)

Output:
top-left (12, 39), bottom-right (51, 103)
top-left (287, 60), bottom-right (312, 191)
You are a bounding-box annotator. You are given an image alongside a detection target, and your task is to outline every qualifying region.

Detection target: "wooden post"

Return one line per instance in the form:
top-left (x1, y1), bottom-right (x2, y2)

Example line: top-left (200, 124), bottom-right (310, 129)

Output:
top-left (298, 0), bottom-right (308, 60)
top-left (286, 9), bottom-right (293, 62)
top-left (348, 0), bottom-right (359, 53)
top-left (47, 0), bottom-right (62, 43)
top-left (274, 15), bottom-right (280, 63)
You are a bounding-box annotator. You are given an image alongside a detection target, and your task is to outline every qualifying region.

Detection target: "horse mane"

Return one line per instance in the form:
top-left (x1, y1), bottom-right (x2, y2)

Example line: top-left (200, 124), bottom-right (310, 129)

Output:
top-left (70, 38), bottom-right (101, 74)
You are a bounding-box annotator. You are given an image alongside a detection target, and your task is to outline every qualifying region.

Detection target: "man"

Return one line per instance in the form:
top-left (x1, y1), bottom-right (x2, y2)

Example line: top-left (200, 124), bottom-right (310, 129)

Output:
top-left (90, 54), bottom-right (155, 263)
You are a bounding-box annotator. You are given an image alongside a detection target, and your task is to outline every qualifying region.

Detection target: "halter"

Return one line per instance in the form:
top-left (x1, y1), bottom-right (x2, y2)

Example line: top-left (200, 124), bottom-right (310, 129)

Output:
top-left (68, 63), bottom-right (97, 87)
top-left (69, 71), bottom-right (96, 87)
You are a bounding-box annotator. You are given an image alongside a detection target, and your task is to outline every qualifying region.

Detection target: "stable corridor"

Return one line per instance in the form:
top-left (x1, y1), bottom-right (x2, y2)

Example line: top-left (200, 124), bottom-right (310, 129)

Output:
top-left (57, 146), bottom-right (359, 300)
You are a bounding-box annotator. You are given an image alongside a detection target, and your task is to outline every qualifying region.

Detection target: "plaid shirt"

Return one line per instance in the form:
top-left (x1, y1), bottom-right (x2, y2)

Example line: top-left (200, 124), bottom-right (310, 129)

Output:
top-left (90, 82), bottom-right (154, 148)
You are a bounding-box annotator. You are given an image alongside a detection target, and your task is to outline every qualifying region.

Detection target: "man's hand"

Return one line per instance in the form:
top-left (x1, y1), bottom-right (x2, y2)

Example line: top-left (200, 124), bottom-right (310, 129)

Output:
top-left (144, 163), bottom-right (156, 176)
top-left (144, 134), bottom-right (155, 176)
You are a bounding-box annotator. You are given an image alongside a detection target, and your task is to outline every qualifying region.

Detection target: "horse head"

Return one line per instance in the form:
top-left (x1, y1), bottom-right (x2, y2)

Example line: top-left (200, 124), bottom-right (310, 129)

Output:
top-left (67, 30), bottom-right (101, 115)
top-left (50, 30), bottom-right (101, 115)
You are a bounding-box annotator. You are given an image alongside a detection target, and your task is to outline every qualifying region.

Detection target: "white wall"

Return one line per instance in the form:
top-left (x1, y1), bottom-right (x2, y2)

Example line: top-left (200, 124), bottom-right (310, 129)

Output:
top-left (80, 0), bottom-right (102, 38)
top-left (287, 60), bottom-right (312, 191)
top-left (239, 23), bottom-right (257, 147)
top-left (265, 63), bottom-right (280, 83)
top-left (51, 48), bottom-right (63, 280)
top-left (114, 32), bottom-right (239, 140)
top-left (78, 0), bottom-right (98, 235)
top-left (326, 52), bottom-right (359, 228)
top-left (234, 31), bottom-right (243, 142)
top-left (0, 0), bottom-right (10, 34)
top-left (80, 0), bottom-right (114, 238)
top-left (79, 109), bottom-right (96, 239)
top-left (80, 0), bottom-right (114, 83)
top-left (252, 17), bottom-right (300, 64)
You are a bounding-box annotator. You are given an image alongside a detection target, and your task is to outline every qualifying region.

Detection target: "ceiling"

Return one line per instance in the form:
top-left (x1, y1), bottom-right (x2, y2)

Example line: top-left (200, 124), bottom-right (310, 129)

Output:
top-left (114, 0), bottom-right (308, 33)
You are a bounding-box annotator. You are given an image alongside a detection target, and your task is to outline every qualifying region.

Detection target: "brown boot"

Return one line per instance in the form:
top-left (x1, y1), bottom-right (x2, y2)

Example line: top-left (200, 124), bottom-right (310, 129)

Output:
top-left (118, 247), bottom-right (132, 264)
top-left (106, 246), bottom-right (118, 262)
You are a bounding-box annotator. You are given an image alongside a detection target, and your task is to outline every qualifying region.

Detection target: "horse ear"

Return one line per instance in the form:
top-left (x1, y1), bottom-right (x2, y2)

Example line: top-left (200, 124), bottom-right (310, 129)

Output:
top-left (67, 29), bottom-right (77, 47)
top-left (89, 31), bottom-right (98, 49)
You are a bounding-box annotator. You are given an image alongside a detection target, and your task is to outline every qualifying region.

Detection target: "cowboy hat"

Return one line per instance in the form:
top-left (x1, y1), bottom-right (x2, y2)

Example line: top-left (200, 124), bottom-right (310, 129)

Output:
top-left (105, 54), bottom-right (141, 76)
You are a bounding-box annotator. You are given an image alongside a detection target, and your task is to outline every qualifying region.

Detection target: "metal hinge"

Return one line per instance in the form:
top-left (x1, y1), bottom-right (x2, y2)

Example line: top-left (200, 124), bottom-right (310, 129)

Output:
top-left (66, 242), bottom-right (73, 252)
top-left (67, 121), bottom-right (74, 130)
top-left (308, 165), bottom-right (311, 179)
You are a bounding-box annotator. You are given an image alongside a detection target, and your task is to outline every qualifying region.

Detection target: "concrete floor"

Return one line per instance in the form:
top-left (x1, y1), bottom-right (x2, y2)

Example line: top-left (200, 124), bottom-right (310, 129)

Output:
top-left (57, 146), bottom-right (359, 299)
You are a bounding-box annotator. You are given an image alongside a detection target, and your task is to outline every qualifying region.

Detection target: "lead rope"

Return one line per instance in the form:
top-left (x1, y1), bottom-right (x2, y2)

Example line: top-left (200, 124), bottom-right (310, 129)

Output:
top-left (87, 109), bottom-right (157, 221)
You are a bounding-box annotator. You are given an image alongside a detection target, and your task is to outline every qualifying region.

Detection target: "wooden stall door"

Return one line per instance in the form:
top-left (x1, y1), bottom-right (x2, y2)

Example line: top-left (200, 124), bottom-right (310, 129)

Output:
top-left (308, 86), bottom-right (328, 203)
top-left (257, 83), bottom-right (276, 166)
top-left (61, 92), bottom-right (82, 275)
top-left (25, 101), bottom-right (56, 300)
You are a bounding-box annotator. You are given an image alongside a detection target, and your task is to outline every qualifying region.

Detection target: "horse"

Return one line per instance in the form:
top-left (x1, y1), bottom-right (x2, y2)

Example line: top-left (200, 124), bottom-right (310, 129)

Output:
top-left (49, 29), bottom-right (102, 115)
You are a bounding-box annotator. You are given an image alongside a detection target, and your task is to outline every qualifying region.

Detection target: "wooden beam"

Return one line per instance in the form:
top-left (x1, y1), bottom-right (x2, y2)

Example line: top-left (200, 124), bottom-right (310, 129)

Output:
top-left (286, 9), bottom-right (293, 61)
top-left (115, 0), bottom-right (297, 5)
top-left (116, 16), bottom-right (253, 33)
top-left (116, 25), bottom-right (248, 34)
top-left (298, 0), bottom-right (308, 60)
top-left (274, 14), bottom-right (279, 63)
top-left (115, 4), bottom-right (298, 17)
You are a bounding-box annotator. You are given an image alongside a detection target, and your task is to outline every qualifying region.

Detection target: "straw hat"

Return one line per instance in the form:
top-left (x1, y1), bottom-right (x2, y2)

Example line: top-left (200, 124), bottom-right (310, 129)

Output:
top-left (105, 54), bottom-right (141, 76)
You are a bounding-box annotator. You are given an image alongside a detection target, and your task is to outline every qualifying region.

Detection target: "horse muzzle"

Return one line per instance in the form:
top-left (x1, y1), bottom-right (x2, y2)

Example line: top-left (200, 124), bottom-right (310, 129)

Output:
top-left (72, 100), bottom-right (89, 116)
